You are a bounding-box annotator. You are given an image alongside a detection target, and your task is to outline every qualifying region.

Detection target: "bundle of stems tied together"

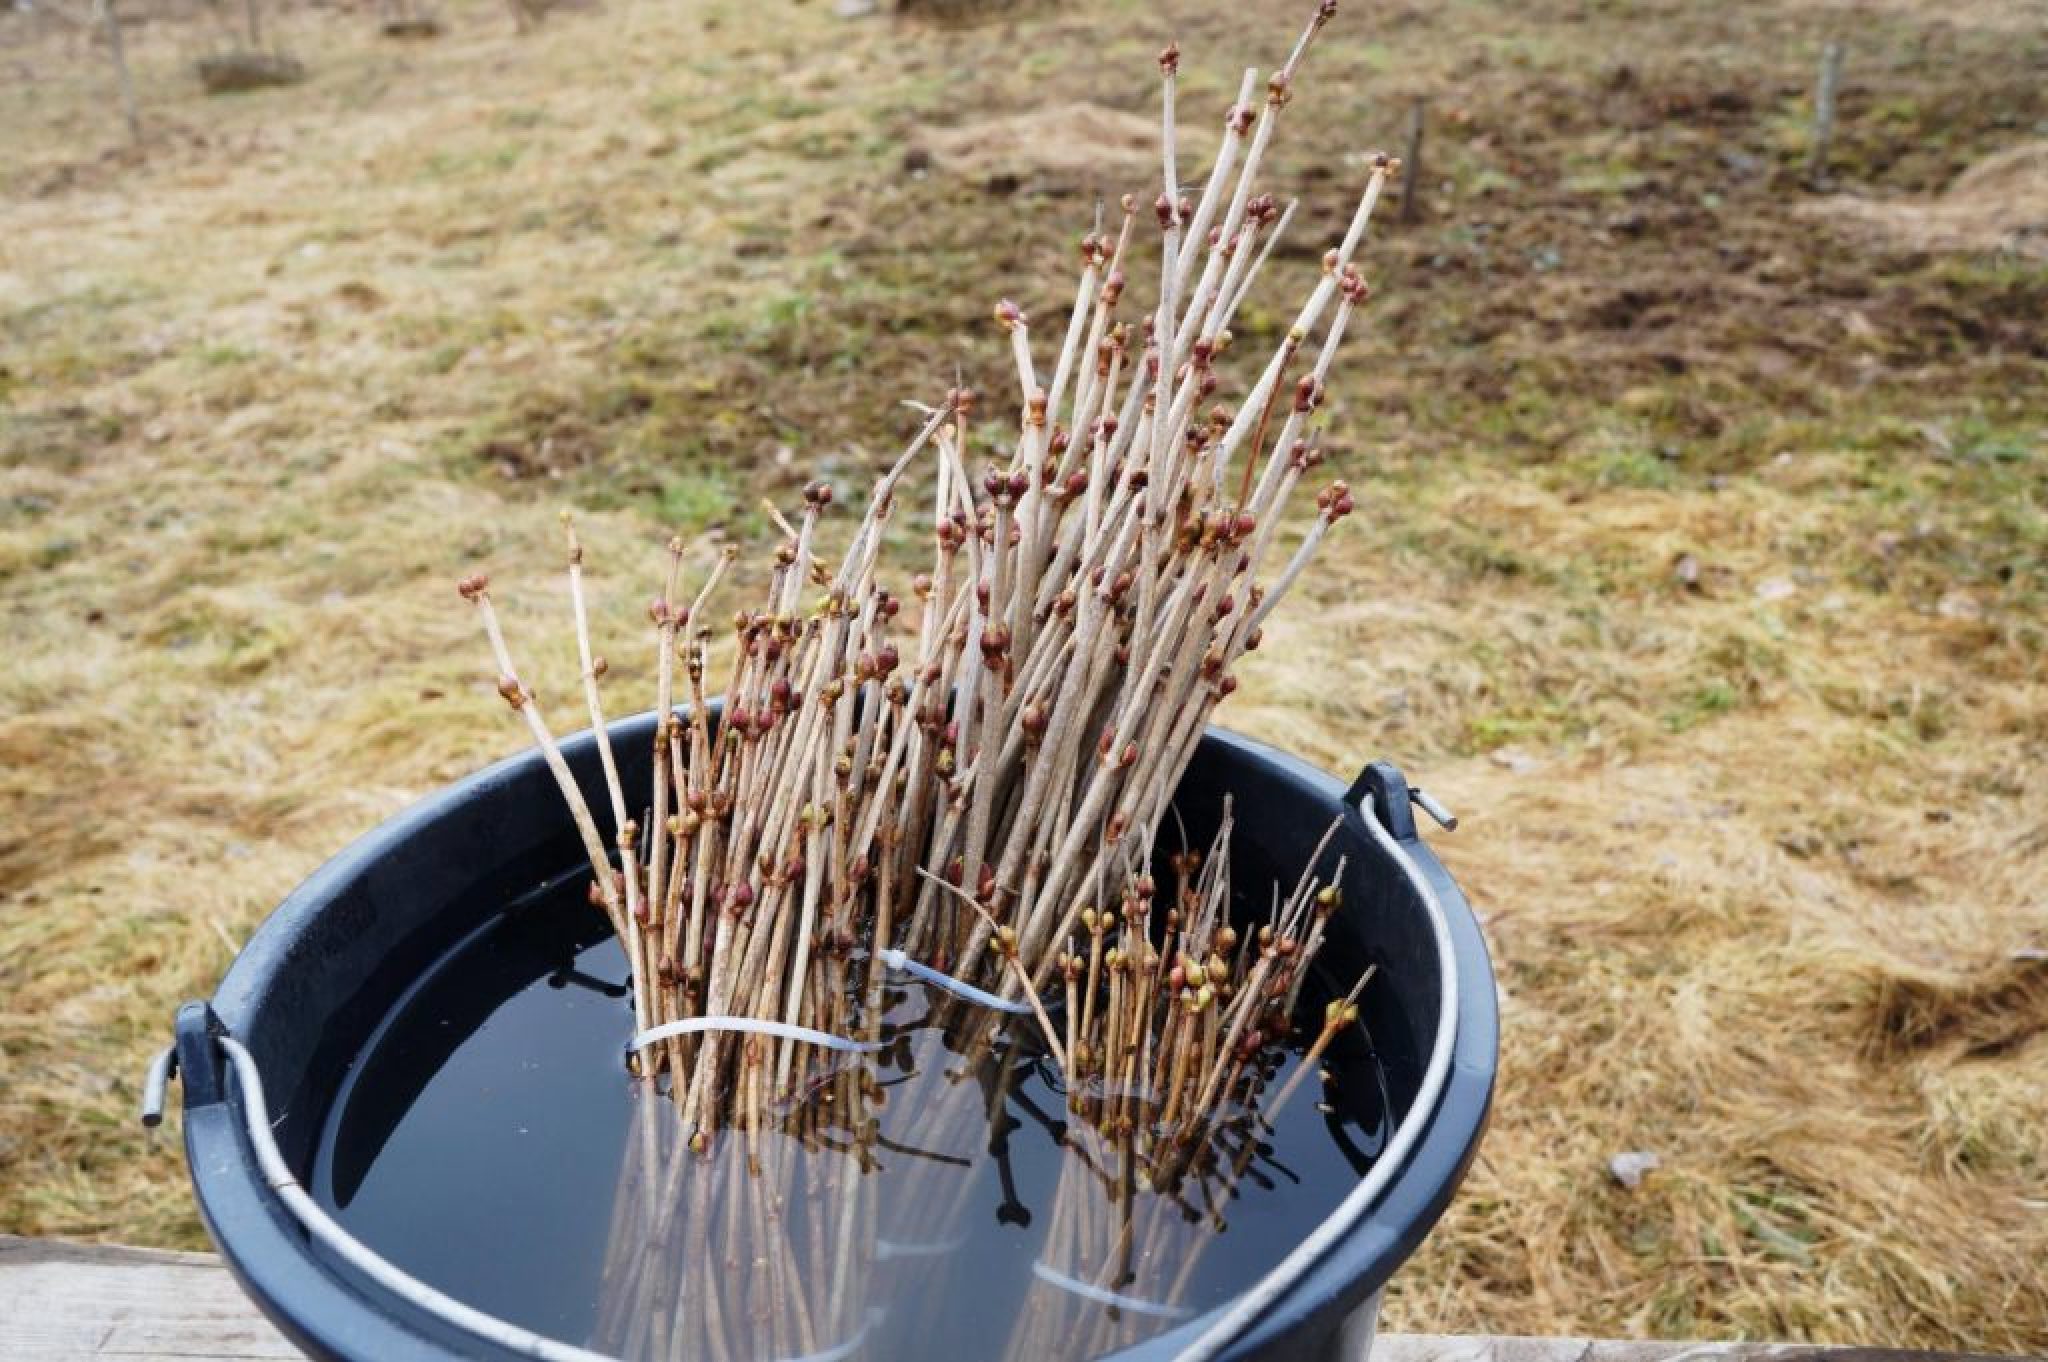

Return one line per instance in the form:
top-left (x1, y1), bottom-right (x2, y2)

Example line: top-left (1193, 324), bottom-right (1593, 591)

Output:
top-left (460, 0), bottom-right (1393, 1156)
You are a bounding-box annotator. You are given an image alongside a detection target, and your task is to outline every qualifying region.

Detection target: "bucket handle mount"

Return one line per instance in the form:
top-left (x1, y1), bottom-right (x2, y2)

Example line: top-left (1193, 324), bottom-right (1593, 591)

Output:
top-left (1345, 759), bottom-right (1457, 839)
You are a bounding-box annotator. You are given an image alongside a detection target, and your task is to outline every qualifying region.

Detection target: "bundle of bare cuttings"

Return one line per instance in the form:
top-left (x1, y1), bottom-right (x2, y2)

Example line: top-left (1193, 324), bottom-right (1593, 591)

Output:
top-left (460, 0), bottom-right (1396, 1354)
top-left (996, 809), bottom-right (1372, 1361)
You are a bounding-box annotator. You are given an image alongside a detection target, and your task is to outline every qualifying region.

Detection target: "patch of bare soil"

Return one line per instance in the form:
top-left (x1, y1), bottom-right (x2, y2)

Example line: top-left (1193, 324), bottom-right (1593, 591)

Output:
top-left (1809, 140), bottom-right (2048, 259)
top-left (911, 102), bottom-right (1160, 193)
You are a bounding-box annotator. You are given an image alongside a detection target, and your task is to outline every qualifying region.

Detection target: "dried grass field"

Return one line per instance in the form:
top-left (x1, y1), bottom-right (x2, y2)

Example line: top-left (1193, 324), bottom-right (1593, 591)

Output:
top-left (2, 0), bottom-right (2044, 1350)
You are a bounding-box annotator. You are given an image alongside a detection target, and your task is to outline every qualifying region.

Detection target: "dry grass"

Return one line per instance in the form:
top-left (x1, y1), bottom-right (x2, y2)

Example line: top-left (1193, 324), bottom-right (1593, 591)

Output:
top-left (1, 0), bottom-right (2044, 1351)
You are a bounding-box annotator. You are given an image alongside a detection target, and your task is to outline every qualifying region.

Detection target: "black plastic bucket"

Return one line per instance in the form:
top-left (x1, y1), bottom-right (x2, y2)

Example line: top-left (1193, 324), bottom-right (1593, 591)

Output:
top-left (165, 712), bottom-right (1496, 1362)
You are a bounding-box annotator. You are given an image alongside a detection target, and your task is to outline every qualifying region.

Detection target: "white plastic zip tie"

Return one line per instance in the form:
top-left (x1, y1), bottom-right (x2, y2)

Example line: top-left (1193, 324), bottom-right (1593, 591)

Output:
top-left (627, 945), bottom-right (1029, 1057)
top-left (876, 1233), bottom-right (968, 1262)
top-left (878, 947), bottom-right (1034, 1014)
top-left (215, 1036), bottom-right (621, 1362)
top-left (1031, 1260), bottom-right (1196, 1321)
top-left (629, 1016), bottom-right (883, 1056)
top-left (1169, 797), bottom-right (1463, 1362)
top-left (775, 1306), bottom-right (884, 1362)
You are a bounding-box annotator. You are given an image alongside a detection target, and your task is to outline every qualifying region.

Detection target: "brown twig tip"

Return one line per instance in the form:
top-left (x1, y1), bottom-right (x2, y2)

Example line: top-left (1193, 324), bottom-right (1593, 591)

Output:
top-left (1316, 480), bottom-right (1356, 520)
top-left (456, 572), bottom-right (490, 601)
top-left (1158, 41), bottom-right (1180, 75)
top-left (802, 479), bottom-right (834, 508)
top-left (992, 299), bottom-right (1026, 330)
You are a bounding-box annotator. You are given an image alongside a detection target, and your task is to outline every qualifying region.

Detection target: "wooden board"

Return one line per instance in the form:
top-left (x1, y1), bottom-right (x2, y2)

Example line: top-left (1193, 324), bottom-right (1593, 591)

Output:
top-left (0, 1235), bottom-right (298, 1360)
top-left (0, 1235), bottom-right (2012, 1362)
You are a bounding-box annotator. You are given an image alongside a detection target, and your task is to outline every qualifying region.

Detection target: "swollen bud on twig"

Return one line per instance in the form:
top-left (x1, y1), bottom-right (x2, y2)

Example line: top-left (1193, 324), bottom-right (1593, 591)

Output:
top-left (456, 573), bottom-right (490, 601)
top-left (496, 675), bottom-right (526, 709)
top-left (1158, 40), bottom-right (1179, 75)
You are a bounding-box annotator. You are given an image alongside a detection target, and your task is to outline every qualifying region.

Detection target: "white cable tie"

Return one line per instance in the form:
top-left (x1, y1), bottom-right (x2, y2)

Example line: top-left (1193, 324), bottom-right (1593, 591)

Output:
top-left (1030, 1260), bottom-right (1195, 1321)
top-left (876, 1233), bottom-right (969, 1262)
top-left (879, 947), bottom-right (1033, 1015)
top-left (770, 1306), bottom-right (885, 1362)
top-left (628, 1016), bottom-right (883, 1055)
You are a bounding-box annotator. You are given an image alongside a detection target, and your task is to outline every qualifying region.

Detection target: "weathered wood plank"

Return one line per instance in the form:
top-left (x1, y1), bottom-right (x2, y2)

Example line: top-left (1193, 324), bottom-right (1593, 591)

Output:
top-left (0, 1236), bottom-right (2014, 1362)
top-left (0, 1235), bottom-right (298, 1359)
